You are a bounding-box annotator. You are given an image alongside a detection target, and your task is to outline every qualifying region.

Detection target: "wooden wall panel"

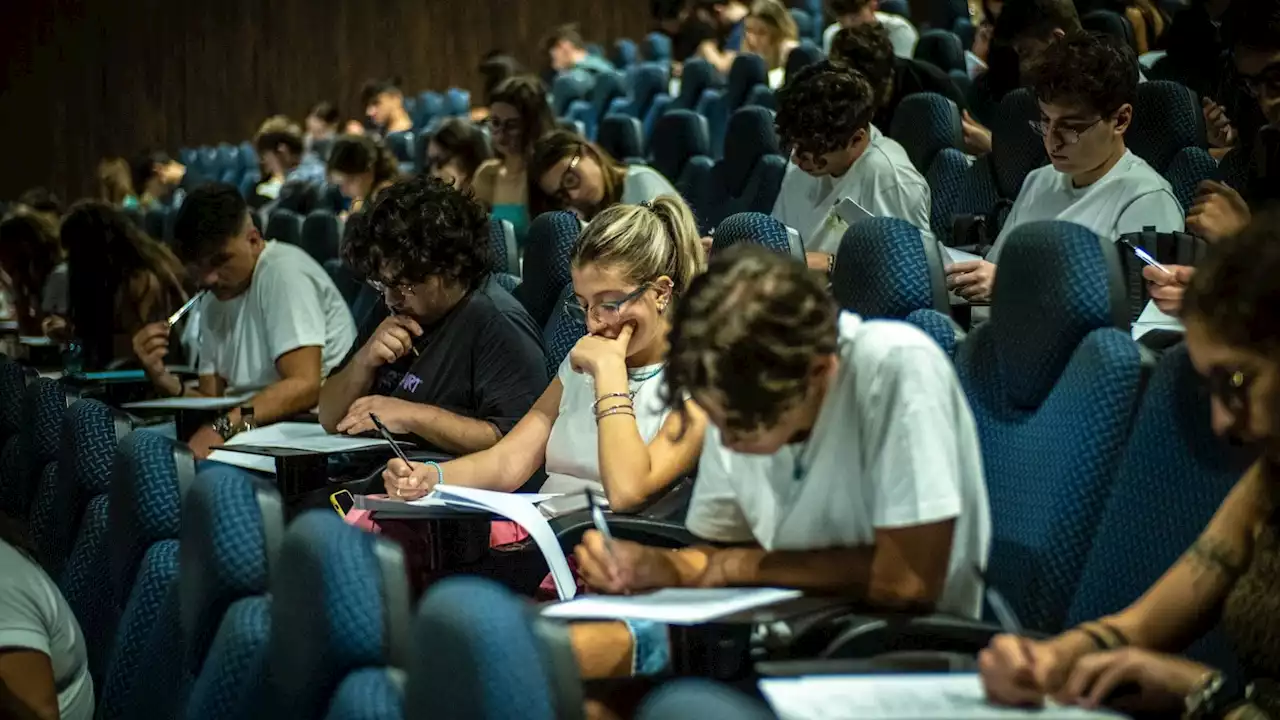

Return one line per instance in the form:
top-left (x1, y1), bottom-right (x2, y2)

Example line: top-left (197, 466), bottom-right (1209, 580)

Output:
top-left (0, 0), bottom-right (651, 201)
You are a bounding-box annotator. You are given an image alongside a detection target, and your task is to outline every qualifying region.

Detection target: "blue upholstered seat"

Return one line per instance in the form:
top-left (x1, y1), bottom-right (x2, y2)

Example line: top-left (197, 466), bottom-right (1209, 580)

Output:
top-left (711, 212), bottom-right (805, 261)
top-left (891, 92), bottom-right (964, 173)
top-left (831, 217), bottom-right (950, 319)
top-left (681, 107), bottom-right (787, 234)
top-left (514, 211), bottom-right (580, 327)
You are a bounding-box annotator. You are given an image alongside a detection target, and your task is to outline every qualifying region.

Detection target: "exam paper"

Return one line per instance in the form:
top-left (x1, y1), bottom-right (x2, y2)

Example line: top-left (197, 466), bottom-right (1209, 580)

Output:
top-left (225, 422), bottom-right (396, 453)
top-left (205, 450), bottom-right (278, 475)
top-left (944, 246), bottom-right (983, 264)
top-left (541, 587), bottom-right (803, 624)
top-left (758, 675), bottom-right (1124, 720)
top-left (1131, 299), bottom-right (1184, 340)
top-left (123, 393), bottom-right (255, 411)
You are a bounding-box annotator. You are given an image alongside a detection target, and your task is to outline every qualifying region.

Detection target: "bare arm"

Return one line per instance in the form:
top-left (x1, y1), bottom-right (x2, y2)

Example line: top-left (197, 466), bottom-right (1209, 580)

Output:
top-left (230, 346), bottom-right (323, 425)
top-left (317, 357), bottom-right (378, 432)
top-left (697, 39), bottom-right (736, 75)
top-left (403, 404), bottom-right (503, 455)
top-left (0, 650), bottom-right (59, 720)
top-left (470, 161), bottom-right (500, 207)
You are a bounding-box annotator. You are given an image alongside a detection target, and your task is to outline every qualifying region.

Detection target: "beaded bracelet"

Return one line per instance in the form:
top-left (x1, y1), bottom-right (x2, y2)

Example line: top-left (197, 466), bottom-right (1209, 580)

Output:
top-left (422, 460), bottom-right (444, 486)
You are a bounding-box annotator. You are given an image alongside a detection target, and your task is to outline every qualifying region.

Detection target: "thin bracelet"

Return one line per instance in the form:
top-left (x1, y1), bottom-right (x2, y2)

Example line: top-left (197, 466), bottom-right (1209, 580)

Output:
top-left (595, 400), bottom-right (634, 417)
top-left (421, 460), bottom-right (444, 486)
top-left (1097, 621), bottom-right (1130, 648)
top-left (1073, 625), bottom-right (1111, 651)
top-left (592, 392), bottom-right (631, 412)
top-left (596, 407), bottom-right (636, 422)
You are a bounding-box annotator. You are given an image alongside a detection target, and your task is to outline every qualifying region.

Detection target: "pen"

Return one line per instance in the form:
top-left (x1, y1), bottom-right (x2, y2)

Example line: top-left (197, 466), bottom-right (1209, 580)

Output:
top-left (585, 489), bottom-right (615, 557)
top-left (167, 290), bottom-right (207, 327)
top-left (369, 413), bottom-right (412, 467)
top-left (390, 310), bottom-right (421, 357)
top-left (978, 565), bottom-right (1037, 678)
top-left (1122, 239), bottom-right (1171, 276)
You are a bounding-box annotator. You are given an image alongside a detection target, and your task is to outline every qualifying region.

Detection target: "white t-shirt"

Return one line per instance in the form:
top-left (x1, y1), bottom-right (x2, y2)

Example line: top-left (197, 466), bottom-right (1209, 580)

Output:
top-left (198, 241), bottom-right (357, 395)
top-left (539, 357), bottom-right (673, 517)
top-left (823, 14), bottom-right (919, 59)
top-left (0, 541), bottom-right (93, 720)
top-left (772, 125), bottom-right (932, 254)
top-left (686, 314), bottom-right (991, 618)
top-left (620, 165), bottom-right (680, 206)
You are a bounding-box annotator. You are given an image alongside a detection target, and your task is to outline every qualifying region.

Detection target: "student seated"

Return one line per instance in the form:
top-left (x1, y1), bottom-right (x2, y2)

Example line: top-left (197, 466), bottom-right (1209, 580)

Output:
top-left (425, 117), bottom-right (493, 193)
top-left (327, 135), bottom-right (407, 213)
top-left (131, 184), bottom-right (357, 457)
top-left (0, 514), bottom-right (93, 720)
top-left (530, 131), bottom-right (681, 223)
top-left (947, 33), bottom-right (1182, 304)
top-left (543, 23), bottom-right (616, 77)
top-left (830, 23), bottom-right (969, 134)
top-left (317, 177), bottom-right (547, 455)
top-left (771, 61), bottom-right (932, 276)
top-left (379, 196), bottom-right (708, 516)
top-left (253, 115), bottom-right (329, 213)
top-left (691, 0), bottom-right (751, 74)
top-left (822, 0), bottom-right (920, 60)
top-left (743, 0), bottom-right (800, 89)
top-left (980, 215), bottom-right (1280, 719)
top-left (993, 0), bottom-right (1083, 79)
top-left (564, 245), bottom-right (990, 677)
top-left (129, 152), bottom-right (197, 210)
top-left (472, 76), bottom-right (556, 245)
top-left (304, 101), bottom-right (340, 150)
top-left (0, 209), bottom-right (62, 337)
top-left (361, 77), bottom-right (414, 136)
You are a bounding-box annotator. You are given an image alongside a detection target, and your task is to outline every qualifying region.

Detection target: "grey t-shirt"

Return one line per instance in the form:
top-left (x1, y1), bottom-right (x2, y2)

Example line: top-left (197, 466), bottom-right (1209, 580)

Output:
top-left (620, 165), bottom-right (680, 206)
top-left (0, 540), bottom-right (93, 720)
top-left (40, 262), bottom-right (68, 316)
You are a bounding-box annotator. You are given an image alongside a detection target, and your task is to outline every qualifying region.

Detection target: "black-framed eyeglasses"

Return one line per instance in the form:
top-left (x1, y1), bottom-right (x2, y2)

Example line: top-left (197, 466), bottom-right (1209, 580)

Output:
top-left (564, 283), bottom-right (650, 323)
top-left (554, 147), bottom-right (584, 206)
top-left (1028, 117), bottom-right (1104, 145)
top-left (485, 116), bottom-right (522, 136)
top-left (367, 278), bottom-right (416, 298)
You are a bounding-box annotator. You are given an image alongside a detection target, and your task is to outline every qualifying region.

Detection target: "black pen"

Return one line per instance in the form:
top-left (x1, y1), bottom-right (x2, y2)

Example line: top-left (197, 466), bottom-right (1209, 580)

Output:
top-left (585, 489), bottom-right (616, 560)
top-left (389, 310), bottom-right (421, 357)
top-left (369, 413), bottom-right (412, 466)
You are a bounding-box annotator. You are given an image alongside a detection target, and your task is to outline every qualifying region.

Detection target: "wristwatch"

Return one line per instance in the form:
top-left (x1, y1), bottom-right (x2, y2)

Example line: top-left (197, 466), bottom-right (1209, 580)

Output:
top-left (1185, 671), bottom-right (1248, 719)
top-left (212, 406), bottom-right (257, 441)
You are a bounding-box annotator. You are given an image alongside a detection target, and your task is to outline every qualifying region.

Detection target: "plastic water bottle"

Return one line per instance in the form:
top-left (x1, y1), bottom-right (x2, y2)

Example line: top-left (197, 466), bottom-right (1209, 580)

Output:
top-left (62, 338), bottom-right (84, 376)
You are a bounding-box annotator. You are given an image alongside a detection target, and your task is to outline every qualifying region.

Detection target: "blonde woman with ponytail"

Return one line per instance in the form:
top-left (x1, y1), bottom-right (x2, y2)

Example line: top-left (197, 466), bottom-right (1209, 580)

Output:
top-left (383, 196), bottom-right (708, 517)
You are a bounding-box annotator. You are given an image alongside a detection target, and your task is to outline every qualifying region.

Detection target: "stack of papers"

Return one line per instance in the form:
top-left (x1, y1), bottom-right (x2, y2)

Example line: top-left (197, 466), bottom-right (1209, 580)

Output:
top-left (541, 587), bottom-right (802, 624)
top-left (1131, 300), bottom-right (1184, 340)
top-left (759, 675), bottom-right (1125, 719)
top-left (206, 422), bottom-right (400, 474)
top-left (124, 393), bottom-right (255, 411)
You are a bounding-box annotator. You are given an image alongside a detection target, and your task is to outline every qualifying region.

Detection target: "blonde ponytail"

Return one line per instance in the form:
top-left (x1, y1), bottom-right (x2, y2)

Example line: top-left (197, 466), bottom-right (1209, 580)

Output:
top-left (571, 195), bottom-right (706, 296)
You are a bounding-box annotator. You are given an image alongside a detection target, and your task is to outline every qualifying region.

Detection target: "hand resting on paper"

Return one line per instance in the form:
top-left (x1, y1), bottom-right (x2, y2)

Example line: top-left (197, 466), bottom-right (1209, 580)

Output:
top-left (946, 259), bottom-right (997, 303)
top-left (381, 458), bottom-right (439, 501)
top-left (574, 529), bottom-right (683, 594)
top-left (336, 395), bottom-right (421, 436)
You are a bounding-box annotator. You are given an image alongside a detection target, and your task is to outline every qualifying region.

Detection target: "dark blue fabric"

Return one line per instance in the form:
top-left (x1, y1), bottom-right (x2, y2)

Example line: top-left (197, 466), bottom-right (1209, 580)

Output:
top-left (414, 92), bottom-right (445, 129)
top-left (186, 596), bottom-right (272, 720)
top-left (637, 679), bottom-right (778, 720)
top-left (608, 63), bottom-right (668, 125)
top-left (648, 110), bottom-right (710, 182)
top-left (891, 92), bottom-right (964, 173)
top-left (682, 107), bottom-right (787, 233)
top-left (17, 379), bottom-right (63, 549)
top-left (110, 429), bottom-right (184, 607)
top-left (1129, 81), bottom-right (1205, 173)
top-left (302, 210), bottom-right (342, 264)
top-left (1166, 146), bottom-right (1218, 213)
top-left (701, 54), bottom-right (770, 156)
top-left (642, 32), bottom-right (673, 64)
top-left (542, 285), bottom-right (587, 379)
top-left (672, 60), bottom-right (720, 112)
top-left (789, 9), bottom-right (814, 42)
top-left (266, 512), bottom-right (395, 720)
top-left (711, 212), bottom-right (794, 256)
top-left (514, 211), bottom-right (580, 327)
top-left (552, 73), bottom-right (594, 118)
top-left (784, 42), bottom-right (824, 85)
top-left (906, 308), bottom-right (958, 357)
top-left (612, 38), bottom-right (638, 69)
top-left (325, 668), bottom-right (404, 720)
top-left (1066, 345), bottom-right (1251, 673)
top-left (408, 577), bottom-right (560, 720)
top-left (926, 148), bottom-right (1001, 241)
top-left (60, 494), bottom-right (115, 683)
top-left (0, 358), bottom-right (30, 516)
top-left (447, 88), bottom-right (471, 116)
top-left (989, 88), bottom-right (1048, 199)
top-left (831, 218), bottom-right (931, 319)
top-left (266, 208), bottom-right (304, 246)
top-left (914, 30), bottom-right (966, 73)
top-left (598, 115), bottom-right (646, 162)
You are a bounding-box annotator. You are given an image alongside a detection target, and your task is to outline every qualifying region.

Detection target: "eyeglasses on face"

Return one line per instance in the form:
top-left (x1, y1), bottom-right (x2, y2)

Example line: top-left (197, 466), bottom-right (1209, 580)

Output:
top-left (1028, 117), bottom-right (1105, 145)
top-left (367, 279), bottom-right (416, 297)
top-left (554, 148), bottom-right (584, 205)
top-left (485, 116), bottom-right (522, 135)
top-left (564, 283), bottom-right (650, 323)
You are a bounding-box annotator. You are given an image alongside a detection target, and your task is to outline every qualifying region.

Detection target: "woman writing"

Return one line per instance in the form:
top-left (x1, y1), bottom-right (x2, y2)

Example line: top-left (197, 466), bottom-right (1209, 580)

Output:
top-left (529, 131), bottom-right (679, 223)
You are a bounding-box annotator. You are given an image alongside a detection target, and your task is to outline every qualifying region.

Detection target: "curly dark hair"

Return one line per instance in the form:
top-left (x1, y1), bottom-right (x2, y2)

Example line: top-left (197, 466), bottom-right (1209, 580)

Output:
top-left (774, 61), bottom-right (877, 158)
top-left (1027, 32), bottom-right (1138, 118)
top-left (829, 24), bottom-right (896, 107)
top-left (664, 244), bottom-right (839, 432)
top-left (171, 183), bottom-right (249, 264)
top-left (343, 174), bottom-right (492, 291)
top-left (1184, 209), bottom-right (1280, 359)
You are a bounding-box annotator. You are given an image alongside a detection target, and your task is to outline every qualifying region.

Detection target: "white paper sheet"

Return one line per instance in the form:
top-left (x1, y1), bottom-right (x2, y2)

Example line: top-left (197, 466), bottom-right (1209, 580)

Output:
top-left (19, 336), bottom-right (55, 347)
top-left (1131, 299), bottom-right (1184, 340)
top-left (205, 450), bottom-right (279, 475)
top-left (123, 393), bottom-right (255, 411)
top-left (758, 675), bottom-right (1124, 720)
top-left (357, 493), bottom-right (561, 515)
top-left (832, 197), bottom-right (875, 225)
top-left (944, 247), bottom-right (983, 264)
top-left (224, 422), bottom-right (394, 453)
top-left (430, 485), bottom-right (579, 600)
top-left (541, 587), bottom-right (802, 624)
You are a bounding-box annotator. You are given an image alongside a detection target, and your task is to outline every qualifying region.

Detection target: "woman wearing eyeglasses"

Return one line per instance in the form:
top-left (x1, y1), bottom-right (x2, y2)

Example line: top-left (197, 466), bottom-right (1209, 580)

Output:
top-left (946, 32), bottom-right (1183, 304)
top-left (471, 76), bottom-right (556, 247)
top-left (528, 130), bottom-right (680, 222)
top-left (382, 195), bottom-right (707, 517)
top-left (981, 212), bottom-right (1280, 719)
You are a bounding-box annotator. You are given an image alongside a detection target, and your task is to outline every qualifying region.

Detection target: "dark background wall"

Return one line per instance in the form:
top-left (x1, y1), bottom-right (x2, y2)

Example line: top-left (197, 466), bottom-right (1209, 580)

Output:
top-left (0, 0), bottom-right (651, 203)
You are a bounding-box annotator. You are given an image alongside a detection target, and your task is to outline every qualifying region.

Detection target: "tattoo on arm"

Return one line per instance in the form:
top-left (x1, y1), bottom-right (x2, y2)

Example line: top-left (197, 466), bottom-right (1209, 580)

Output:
top-left (1184, 536), bottom-right (1248, 580)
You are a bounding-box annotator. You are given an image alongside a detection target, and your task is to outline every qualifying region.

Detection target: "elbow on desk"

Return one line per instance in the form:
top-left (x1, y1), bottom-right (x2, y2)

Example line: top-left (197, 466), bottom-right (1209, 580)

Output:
top-left (867, 572), bottom-right (943, 613)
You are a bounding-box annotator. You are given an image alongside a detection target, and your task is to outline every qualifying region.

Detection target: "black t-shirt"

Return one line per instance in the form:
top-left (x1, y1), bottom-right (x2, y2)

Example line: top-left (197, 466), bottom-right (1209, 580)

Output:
top-left (876, 56), bottom-right (970, 131)
top-left (340, 276), bottom-right (549, 449)
top-left (672, 18), bottom-right (717, 62)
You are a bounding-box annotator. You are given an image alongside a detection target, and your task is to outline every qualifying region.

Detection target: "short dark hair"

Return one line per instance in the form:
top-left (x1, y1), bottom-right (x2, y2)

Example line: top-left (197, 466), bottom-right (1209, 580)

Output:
top-left (489, 75), bottom-right (556, 155)
top-left (429, 118), bottom-right (493, 182)
top-left (17, 187), bottom-right (62, 215)
top-left (1185, 209), bottom-right (1280, 358)
top-left (829, 24), bottom-right (896, 105)
top-left (1228, 0), bottom-right (1280, 53)
top-left (342, 175), bottom-right (492, 291)
top-left (309, 101), bottom-right (340, 125)
top-left (993, 0), bottom-right (1081, 43)
top-left (327, 135), bottom-right (404, 193)
top-left (664, 244), bottom-right (839, 432)
top-left (360, 77), bottom-right (403, 108)
top-left (254, 115), bottom-right (305, 156)
top-left (829, 0), bottom-right (874, 16)
top-left (543, 23), bottom-right (587, 52)
top-left (171, 183), bottom-right (250, 263)
top-left (774, 60), bottom-right (877, 157)
top-left (1028, 32), bottom-right (1138, 117)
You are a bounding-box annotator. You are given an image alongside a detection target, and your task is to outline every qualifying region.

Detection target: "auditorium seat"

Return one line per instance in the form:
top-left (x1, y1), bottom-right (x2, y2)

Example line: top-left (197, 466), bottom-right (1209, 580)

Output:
top-left (447, 87), bottom-right (471, 117)
top-left (784, 41), bottom-right (824, 85)
top-left (608, 63), bottom-right (671, 139)
top-left (23, 379), bottom-right (70, 568)
top-left (926, 146), bottom-right (1002, 242)
top-left (0, 371), bottom-right (48, 521)
top-left (890, 92), bottom-right (964, 173)
top-left (239, 141), bottom-right (258, 173)
top-left (97, 430), bottom-right (194, 720)
top-left (489, 217), bottom-right (520, 276)
top-left (566, 69), bottom-right (626, 140)
top-left (1166, 146), bottom-right (1219, 214)
top-left (710, 212), bottom-right (805, 261)
top-left (698, 54), bottom-right (772, 157)
top-left (406, 576), bottom-right (582, 720)
top-left (312, 137), bottom-right (334, 161)
top-left (145, 207), bottom-right (169, 244)
top-left (183, 464), bottom-right (283, 720)
top-left (542, 285), bottom-right (587, 378)
top-left (514, 211), bottom-right (580, 327)
top-left (325, 258), bottom-right (363, 308)
top-left (239, 169), bottom-right (262, 201)
top-left (988, 87), bottom-right (1048, 202)
top-left (796, 0), bottom-right (825, 41)
top-left (668, 59), bottom-right (721, 113)
top-left (790, 8), bottom-right (815, 43)
top-left (301, 210), bottom-right (342, 264)
top-left (54, 400), bottom-right (131, 683)
top-left (831, 217), bottom-right (951, 320)
top-left (648, 110), bottom-right (711, 183)
top-left (266, 208), bottom-right (304, 246)
top-left (415, 91), bottom-right (445, 130)
top-left (553, 72), bottom-right (596, 120)
top-left (612, 38), bottom-right (639, 70)
top-left (1082, 9), bottom-right (1136, 51)
top-left (642, 31), bottom-right (673, 66)
top-left (637, 680), bottom-right (778, 720)
top-left (1064, 344), bottom-right (1251, 674)
top-left (263, 511), bottom-right (410, 720)
top-left (914, 29), bottom-right (966, 74)
top-left (597, 115), bottom-right (646, 164)
top-left (1129, 81), bottom-right (1206, 174)
top-left (680, 107), bottom-right (788, 234)
top-left (880, 0), bottom-right (911, 18)
top-left (216, 143), bottom-right (240, 177)
top-left (326, 667), bottom-right (404, 720)
top-left (1218, 145), bottom-right (1251, 192)
top-left (385, 130), bottom-right (416, 173)
top-left (956, 221), bottom-right (1142, 632)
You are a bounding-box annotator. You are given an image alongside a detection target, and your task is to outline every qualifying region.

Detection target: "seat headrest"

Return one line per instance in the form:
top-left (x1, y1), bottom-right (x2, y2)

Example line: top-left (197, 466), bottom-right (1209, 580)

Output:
top-left (713, 212), bottom-right (801, 260)
top-left (676, 60), bottom-right (720, 109)
top-left (62, 399), bottom-right (128, 498)
top-left (109, 429), bottom-right (192, 606)
top-left (784, 42), bottom-right (824, 82)
top-left (890, 92), bottom-right (964, 172)
top-left (726, 54), bottom-right (769, 109)
top-left (643, 31), bottom-right (673, 62)
top-left (591, 71), bottom-right (627, 117)
top-left (989, 221), bottom-right (1129, 408)
top-left (598, 116), bottom-right (645, 161)
top-left (1129, 81), bottom-right (1207, 172)
top-left (628, 63), bottom-right (668, 116)
top-left (488, 217), bottom-right (519, 275)
top-left (518, 211), bottom-right (582, 324)
top-left (180, 463), bottom-right (282, 672)
top-left (552, 73), bottom-right (593, 116)
top-left (915, 30), bottom-right (966, 73)
top-left (0, 359), bottom-right (28, 437)
top-left (24, 378), bottom-right (66, 468)
top-left (612, 38), bottom-right (638, 67)
top-left (543, 284), bottom-right (588, 379)
top-left (719, 107), bottom-right (780, 196)
top-left (447, 88), bottom-right (470, 115)
top-left (832, 217), bottom-right (943, 318)
top-left (650, 111), bottom-right (710, 180)
top-left (989, 88), bottom-right (1048, 198)
top-left (267, 512), bottom-right (410, 719)
top-left (789, 8), bottom-right (814, 39)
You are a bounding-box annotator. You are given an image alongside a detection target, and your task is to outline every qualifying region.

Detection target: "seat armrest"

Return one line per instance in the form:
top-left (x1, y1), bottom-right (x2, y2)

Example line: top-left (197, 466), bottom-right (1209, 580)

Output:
top-left (791, 612), bottom-right (1050, 660)
top-left (552, 514), bottom-right (700, 551)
